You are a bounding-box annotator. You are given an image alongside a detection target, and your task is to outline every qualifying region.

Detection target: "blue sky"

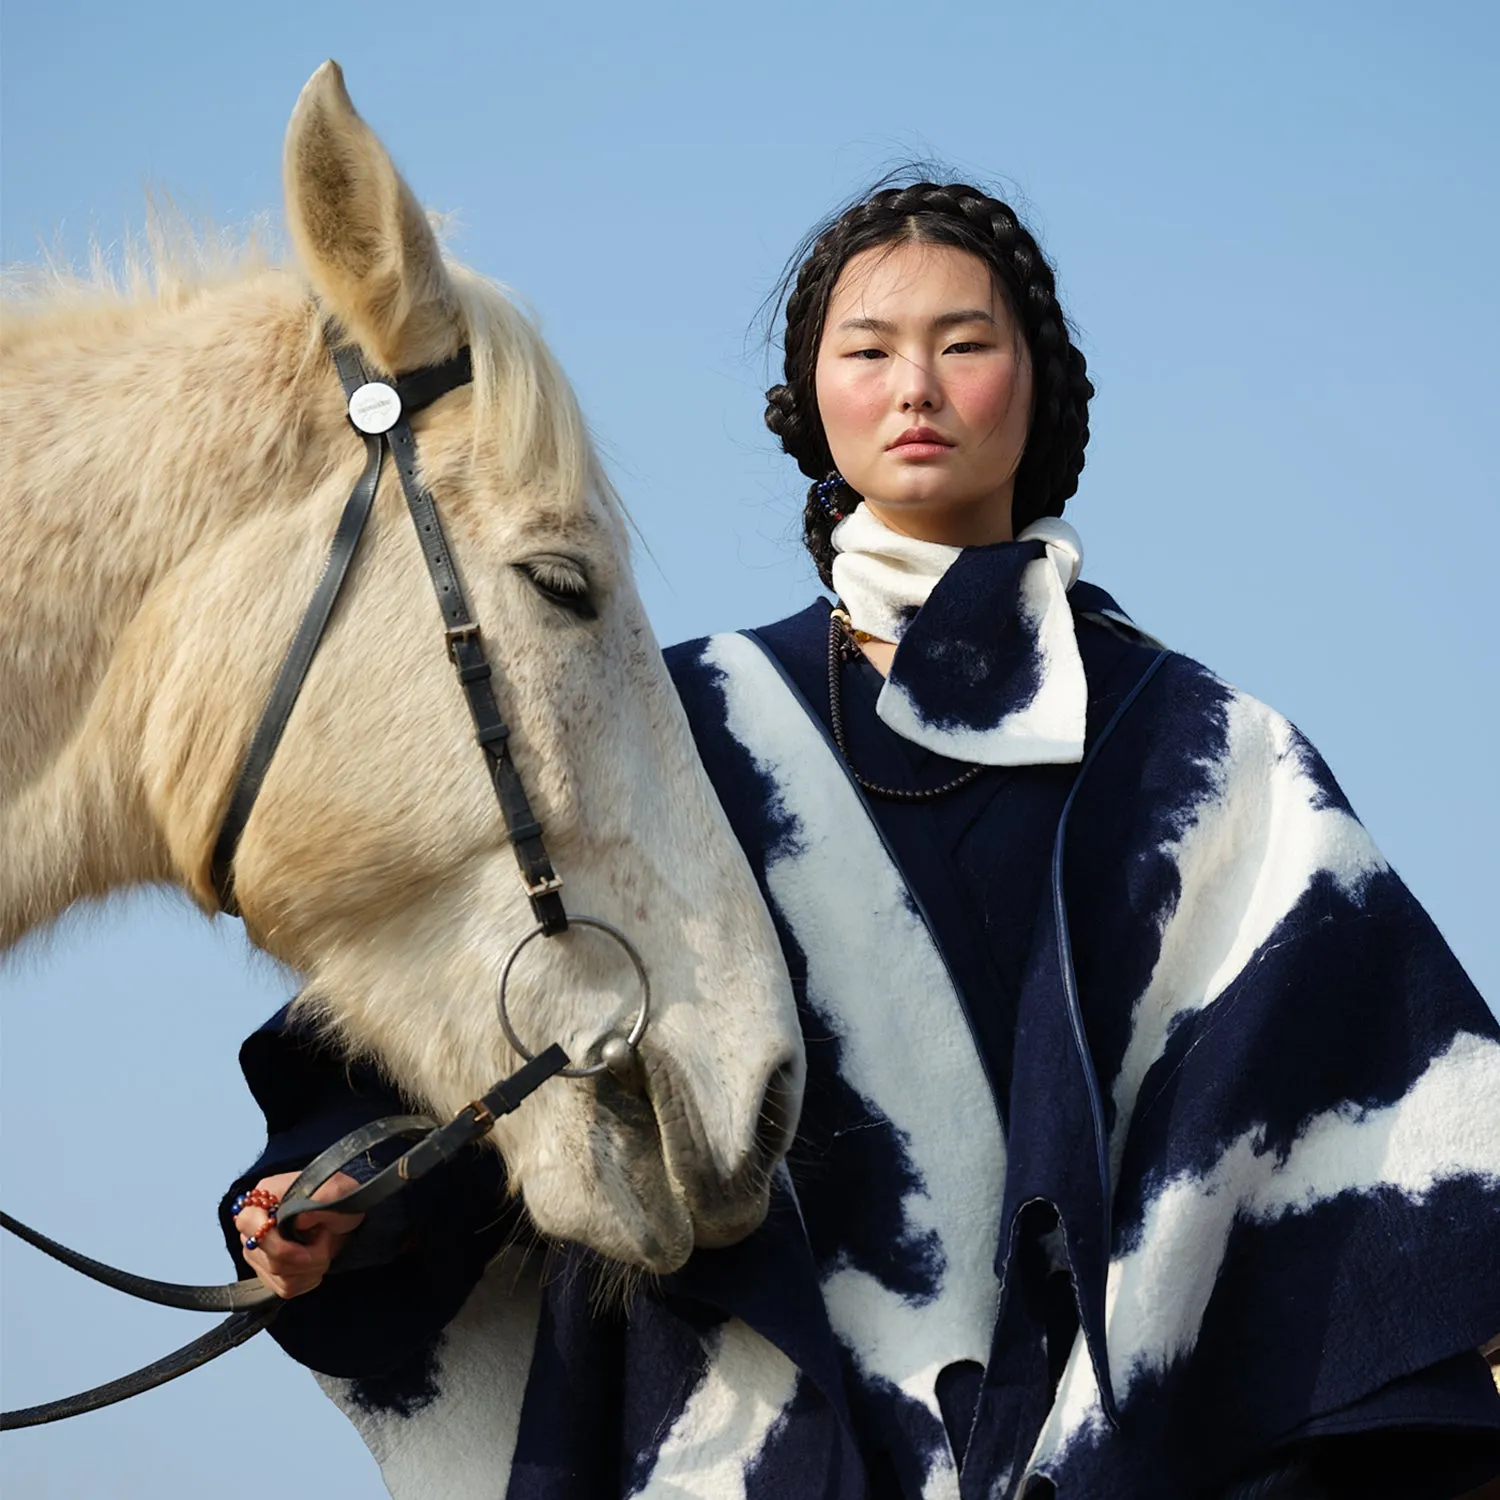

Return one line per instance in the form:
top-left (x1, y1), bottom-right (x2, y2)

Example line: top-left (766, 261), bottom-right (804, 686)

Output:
top-left (3, 3), bottom-right (1497, 1494)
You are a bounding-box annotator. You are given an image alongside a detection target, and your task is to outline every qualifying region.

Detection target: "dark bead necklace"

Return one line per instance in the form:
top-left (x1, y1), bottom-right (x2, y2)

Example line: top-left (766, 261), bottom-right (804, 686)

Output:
top-left (826, 611), bottom-right (986, 802)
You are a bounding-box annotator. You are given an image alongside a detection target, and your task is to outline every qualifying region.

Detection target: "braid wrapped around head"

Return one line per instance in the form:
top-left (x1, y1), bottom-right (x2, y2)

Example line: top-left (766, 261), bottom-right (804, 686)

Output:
top-left (764, 181), bottom-right (1094, 587)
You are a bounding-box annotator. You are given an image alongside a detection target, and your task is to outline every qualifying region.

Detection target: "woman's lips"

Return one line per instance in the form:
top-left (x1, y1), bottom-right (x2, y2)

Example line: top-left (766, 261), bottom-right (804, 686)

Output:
top-left (886, 427), bottom-right (954, 459)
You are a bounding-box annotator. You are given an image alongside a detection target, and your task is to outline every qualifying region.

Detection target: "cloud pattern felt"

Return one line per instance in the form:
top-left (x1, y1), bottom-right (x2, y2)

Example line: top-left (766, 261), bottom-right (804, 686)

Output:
top-left (261, 586), bottom-right (1498, 1500)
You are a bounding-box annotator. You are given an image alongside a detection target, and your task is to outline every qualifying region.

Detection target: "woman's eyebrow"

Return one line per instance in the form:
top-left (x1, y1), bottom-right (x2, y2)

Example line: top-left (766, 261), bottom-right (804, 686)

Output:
top-left (931, 308), bottom-right (998, 331)
top-left (834, 308), bottom-right (998, 334)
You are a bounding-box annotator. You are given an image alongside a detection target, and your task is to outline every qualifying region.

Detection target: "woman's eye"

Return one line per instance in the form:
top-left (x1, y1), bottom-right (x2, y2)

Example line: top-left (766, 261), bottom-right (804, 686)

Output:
top-left (516, 557), bottom-right (596, 619)
top-left (945, 341), bottom-right (988, 355)
top-left (849, 347), bottom-right (887, 360)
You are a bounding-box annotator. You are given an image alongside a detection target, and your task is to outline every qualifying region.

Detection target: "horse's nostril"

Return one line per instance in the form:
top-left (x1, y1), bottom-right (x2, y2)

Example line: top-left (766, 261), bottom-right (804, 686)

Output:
top-left (754, 1057), bottom-right (802, 1168)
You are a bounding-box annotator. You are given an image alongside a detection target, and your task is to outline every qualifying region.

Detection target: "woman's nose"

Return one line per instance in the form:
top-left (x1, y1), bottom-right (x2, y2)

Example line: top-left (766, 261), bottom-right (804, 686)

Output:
top-left (896, 356), bottom-right (941, 411)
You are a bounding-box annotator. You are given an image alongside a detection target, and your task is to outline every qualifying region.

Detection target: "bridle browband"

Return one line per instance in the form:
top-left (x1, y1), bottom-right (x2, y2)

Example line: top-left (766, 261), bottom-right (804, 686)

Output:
top-left (2, 320), bottom-right (657, 1428)
top-left (210, 328), bottom-right (565, 936)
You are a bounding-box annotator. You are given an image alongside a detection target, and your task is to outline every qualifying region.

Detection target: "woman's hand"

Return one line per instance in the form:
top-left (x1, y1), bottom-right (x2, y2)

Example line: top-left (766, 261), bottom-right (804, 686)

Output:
top-left (232, 1170), bottom-right (366, 1299)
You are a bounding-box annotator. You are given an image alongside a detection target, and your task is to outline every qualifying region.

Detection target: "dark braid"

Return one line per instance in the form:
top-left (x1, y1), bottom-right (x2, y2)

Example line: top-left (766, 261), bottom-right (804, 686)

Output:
top-left (764, 181), bottom-right (1094, 587)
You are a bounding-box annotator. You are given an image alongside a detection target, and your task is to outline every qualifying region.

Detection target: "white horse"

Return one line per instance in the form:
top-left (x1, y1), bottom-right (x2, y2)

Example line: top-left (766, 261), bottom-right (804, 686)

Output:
top-left (0, 61), bottom-right (803, 1279)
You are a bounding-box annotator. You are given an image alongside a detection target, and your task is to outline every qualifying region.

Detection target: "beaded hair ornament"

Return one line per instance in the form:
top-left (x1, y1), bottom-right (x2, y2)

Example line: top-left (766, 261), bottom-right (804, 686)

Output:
top-left (814, 471), bottom-right (848, 519)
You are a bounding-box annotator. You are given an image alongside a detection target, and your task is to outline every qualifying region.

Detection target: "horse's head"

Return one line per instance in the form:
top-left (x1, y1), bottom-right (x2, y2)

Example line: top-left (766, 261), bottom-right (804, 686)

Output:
top-left (143, 64), bottom-right (803, 1270)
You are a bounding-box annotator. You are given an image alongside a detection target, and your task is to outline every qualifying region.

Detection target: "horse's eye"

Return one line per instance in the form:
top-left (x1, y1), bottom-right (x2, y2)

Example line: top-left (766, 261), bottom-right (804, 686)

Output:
top-left (516, 556), bottom-right (596, 619)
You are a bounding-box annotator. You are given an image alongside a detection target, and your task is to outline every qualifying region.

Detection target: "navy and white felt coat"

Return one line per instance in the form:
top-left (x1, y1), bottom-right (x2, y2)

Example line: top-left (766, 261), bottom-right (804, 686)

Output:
top-left (223, 559), bottom-right (1500, 1500)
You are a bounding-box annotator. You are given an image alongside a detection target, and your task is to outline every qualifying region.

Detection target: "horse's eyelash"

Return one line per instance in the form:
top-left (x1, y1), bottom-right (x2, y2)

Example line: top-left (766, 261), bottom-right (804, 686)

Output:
top-left (522, 559), bottom-right (588, 594)
top-left (516, 558), bottom-right (596, 618)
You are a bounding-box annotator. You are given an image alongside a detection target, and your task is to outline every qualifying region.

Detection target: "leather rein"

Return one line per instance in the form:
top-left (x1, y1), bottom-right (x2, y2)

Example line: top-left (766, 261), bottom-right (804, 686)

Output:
top-left (2, 323), bottom-right (642, 1428)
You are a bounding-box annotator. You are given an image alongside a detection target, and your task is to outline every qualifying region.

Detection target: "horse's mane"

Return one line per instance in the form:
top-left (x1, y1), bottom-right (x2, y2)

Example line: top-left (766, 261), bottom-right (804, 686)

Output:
top-left (0, 204), bottom-right (274, 332)
top-left (1, 204), bottom-right (612, 516)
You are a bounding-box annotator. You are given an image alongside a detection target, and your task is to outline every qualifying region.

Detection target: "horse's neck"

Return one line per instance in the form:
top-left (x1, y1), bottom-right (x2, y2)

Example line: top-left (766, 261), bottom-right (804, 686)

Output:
top-left (0, 274), bottom-right (335, 944)
top-left (0, 275), bottom-right (327, 784)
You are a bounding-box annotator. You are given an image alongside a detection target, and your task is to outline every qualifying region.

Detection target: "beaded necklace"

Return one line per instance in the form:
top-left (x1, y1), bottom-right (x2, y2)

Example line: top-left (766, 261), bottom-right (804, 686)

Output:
top-left (826, 610), bottom-right (985, 802)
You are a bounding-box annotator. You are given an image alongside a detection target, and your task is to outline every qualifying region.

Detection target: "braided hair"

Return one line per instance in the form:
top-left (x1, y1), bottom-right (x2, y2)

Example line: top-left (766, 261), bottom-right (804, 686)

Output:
top-left (764, 181), bottom-right (1094, 587)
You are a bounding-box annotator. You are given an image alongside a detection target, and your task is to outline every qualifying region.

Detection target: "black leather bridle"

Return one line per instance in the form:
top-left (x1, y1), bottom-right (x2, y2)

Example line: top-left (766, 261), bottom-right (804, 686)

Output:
top-left (211, 330), bottom-right (567, 934)
top-left (1, 323), bottom-right (653, 1427)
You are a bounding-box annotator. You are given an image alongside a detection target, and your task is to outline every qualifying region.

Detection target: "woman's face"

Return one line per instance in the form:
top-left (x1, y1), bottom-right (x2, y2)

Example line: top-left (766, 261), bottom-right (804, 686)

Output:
top-left (814, 240), bottom-right (1033, 547)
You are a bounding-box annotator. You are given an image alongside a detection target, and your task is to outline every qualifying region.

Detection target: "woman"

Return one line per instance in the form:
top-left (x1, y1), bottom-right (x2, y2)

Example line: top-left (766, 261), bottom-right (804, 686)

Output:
top-left (224, 182), bottom-right (1500, 1499)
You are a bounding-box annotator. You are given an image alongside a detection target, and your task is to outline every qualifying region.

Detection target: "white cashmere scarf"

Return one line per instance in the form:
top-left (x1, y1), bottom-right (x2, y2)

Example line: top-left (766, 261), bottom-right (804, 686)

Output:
top-left (830, 503), bottom-right (1088, 766)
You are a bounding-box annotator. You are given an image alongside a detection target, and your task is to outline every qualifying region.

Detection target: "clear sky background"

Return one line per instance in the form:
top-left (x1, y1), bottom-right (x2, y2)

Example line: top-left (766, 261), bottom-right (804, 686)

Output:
top-left (3, 3), bottom-right (1496, 1495)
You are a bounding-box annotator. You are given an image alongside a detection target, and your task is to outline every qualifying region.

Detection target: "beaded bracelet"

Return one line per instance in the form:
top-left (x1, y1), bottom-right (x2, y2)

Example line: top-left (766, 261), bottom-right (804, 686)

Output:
top-left (232, 1187), bottom-right (281, 1252)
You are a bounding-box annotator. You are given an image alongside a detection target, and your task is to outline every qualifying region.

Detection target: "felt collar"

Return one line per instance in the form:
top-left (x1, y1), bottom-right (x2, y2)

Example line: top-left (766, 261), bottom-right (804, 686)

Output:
top-left (830, 504), bottom-right (1087, 766)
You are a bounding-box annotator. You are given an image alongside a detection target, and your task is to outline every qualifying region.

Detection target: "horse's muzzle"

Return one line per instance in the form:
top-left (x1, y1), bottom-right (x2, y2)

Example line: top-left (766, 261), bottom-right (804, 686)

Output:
top-left (640, 1046), bottom-right (805, 1251)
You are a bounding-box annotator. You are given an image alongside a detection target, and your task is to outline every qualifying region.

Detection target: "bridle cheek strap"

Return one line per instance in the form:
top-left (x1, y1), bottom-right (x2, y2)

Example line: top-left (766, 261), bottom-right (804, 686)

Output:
top-left (208, 386), bottom-right (385, 907)
top-left (370, 355), bottom-right (567, 935)
top-left (210, 329), bottom-right (567, 936)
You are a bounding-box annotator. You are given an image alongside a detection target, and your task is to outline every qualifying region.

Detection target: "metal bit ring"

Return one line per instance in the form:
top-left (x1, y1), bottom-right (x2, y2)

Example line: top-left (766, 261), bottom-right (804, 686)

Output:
top-left (496, 917), bottom-right (650, 1079)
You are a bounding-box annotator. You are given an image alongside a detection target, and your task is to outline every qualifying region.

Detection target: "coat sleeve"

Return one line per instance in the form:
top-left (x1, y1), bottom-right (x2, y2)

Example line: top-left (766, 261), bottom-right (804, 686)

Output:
top-left (219, 1005), bottom-right (517, 1379)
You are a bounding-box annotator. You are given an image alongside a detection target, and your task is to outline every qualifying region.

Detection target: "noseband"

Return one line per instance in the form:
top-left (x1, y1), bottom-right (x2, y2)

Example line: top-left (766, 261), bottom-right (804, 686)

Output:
top-left (1, 320), bottom-right (653, 1429)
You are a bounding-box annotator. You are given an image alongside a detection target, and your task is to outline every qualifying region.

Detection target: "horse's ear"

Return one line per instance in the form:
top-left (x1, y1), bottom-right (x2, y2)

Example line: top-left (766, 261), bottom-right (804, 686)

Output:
top-left (283, 61), bottom-right (461, 373)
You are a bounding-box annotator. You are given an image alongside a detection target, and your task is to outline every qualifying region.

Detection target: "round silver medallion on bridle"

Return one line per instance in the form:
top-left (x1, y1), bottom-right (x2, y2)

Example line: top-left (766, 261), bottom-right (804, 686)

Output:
top-left (497, 917), bottom-right (650, 1079)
